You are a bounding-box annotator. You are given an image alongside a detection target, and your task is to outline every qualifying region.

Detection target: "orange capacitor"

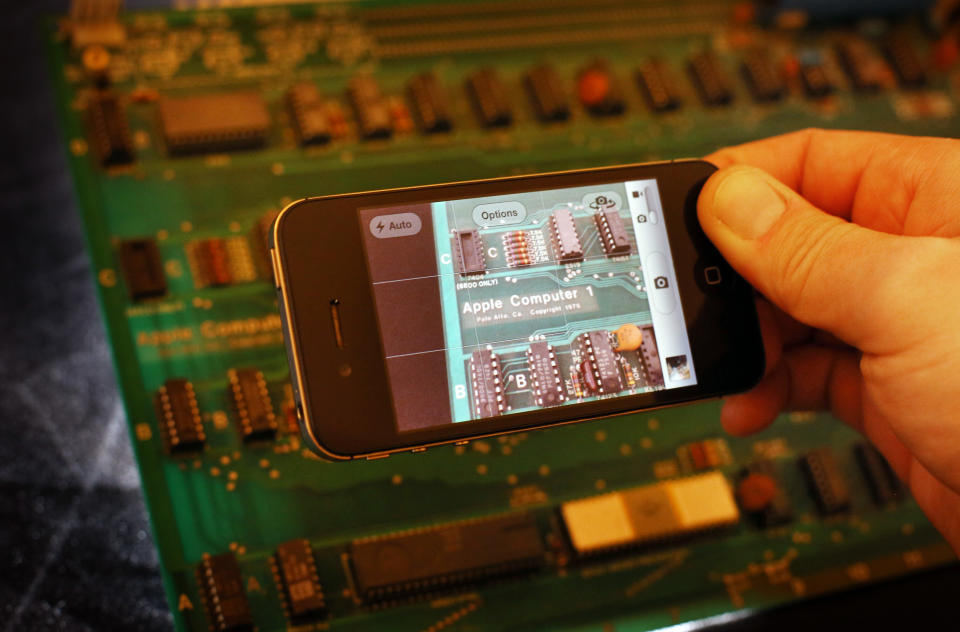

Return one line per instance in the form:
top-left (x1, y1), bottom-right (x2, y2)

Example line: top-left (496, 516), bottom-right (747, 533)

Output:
top-left (737, 472), bottom-right (778, 512)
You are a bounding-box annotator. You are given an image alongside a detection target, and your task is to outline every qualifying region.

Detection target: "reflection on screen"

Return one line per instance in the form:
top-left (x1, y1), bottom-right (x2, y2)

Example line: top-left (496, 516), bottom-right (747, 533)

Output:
top-left (359, 180), bottom-right (696, 432)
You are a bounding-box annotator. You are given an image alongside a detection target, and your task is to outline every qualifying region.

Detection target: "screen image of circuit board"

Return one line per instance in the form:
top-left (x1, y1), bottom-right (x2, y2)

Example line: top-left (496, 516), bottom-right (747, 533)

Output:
top-left (47, 1), bottom-right (958, 630)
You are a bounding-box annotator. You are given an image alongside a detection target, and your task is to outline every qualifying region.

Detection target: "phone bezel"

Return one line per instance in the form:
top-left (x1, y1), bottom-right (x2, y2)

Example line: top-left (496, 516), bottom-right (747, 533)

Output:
top-left (273, 160), bottom-right (764, 460)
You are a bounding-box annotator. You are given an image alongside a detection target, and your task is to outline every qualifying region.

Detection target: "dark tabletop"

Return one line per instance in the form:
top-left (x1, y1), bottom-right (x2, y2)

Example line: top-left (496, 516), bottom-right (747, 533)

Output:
top-left (0, 1), bottom-right (955, 630)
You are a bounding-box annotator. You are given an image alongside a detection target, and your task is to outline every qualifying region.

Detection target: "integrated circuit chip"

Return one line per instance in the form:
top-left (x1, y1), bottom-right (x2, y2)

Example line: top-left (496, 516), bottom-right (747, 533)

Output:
top-left (186, 236), bottom-right (258, 288)
top-left (466, 68), bottom-right (512, 128)
top-left (453, 229), bottom-right (486, 276)
top-left (286, 83), bottom-right (331, 146)
top-left (594, 210), bottom-right (631, 256)
top-left (525, 63), bottom-right (570, 122)
top-left (158, 92), bottom-right (270, 155)
top-left (156, 378), bottom-right (205, 454)
top-left (470, 347), bottom-right (504, 418)
top-left (799, 448), bottom-right (851, 515)
top-left (228, 368), bottom-right (278, 442)
top-left (526, 341), bottom-right (564, 407)
top-left (835, 39), bottom-right (888, 92)
top-left (407, 72), bottom-right (452, 134)
top-left (561, 472), bottom-right (739, 556)
top-left (86, 91), bottom-right (135, 167)
top-left (854, 442), bottom-right (903, 506)
top-left (577, 331), bottom-right (622, 395)
top-left (274, 539), bottom-right (326, 622)
top-left (687, 51), bottom-right (733, 106)
top-left (349, 512), bottom-right (543, 603)
top-left (635, 59), bottom-right (683, 112)
top-left (800, 61), bottom-right (834, 98)
top-left (638, 325), bottom-right (664, 387)
top-left (198, 553), bottom-right (253, 632)
top-left (550, 208), bottom-right (583, 263)
top-left (118, 237), bottom-right (167, 300)
top-left (741, 49), bottom-right (786, 102)
top-left (883, 32), bottom-right (927, 89)
top-left (347, 76), bottom-right (392, 140)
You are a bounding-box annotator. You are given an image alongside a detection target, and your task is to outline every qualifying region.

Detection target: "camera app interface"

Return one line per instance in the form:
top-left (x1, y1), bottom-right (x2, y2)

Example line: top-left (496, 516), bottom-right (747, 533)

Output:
top-left (359, 180), bottom-right (696, 431)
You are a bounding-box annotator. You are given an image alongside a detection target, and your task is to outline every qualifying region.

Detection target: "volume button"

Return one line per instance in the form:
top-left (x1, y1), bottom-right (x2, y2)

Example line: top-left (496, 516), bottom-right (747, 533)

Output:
top-left (270, 247), bottom-right (282, 290)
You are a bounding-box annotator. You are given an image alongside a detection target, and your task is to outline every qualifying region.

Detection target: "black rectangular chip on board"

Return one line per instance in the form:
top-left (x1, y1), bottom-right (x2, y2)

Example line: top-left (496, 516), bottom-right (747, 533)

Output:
top-left (158, 92), bottom-right (270, 155)
top-left (638, 325), bottom-right (664, 387)
top-left (470, 347), bottom-right (504, 418)
top-left (198, 553), bottom-right (253, 632)
top-left (525, 63), bottom-right (570, 122)
top-left (287, 83), bottom-right (331, 146)
top-left (228, 368), bottom-right (278, 442)
top-left (741, 49), bottom-right (786, 102)
top-left (349, 512), bottom-right (544, 603)
top-left (118, 238), bottom-right (167, 300)
top-left (157, 378), bottom-right (206, 454)
top-left (883, 32), bottom-right (927, 89)
top-left (799, 447), bottom-right (851, 515)
top-left (86, 91), bottom-right (135, 167)
top-left (854, 442), bottom-right (903, 506)
top-left (800, 62), bottom-right (834, 98)
top-left (347, 76), bottom-right (392, 140)
top-left (275, 539), bottom-right (326, 621)
top-left (579, 331), bottom-right (623, 395)
top-left (551, 208), bottom-right (583, 263)
top-left (407, 72), bottom-right (452, 134)
top-left (466, 68), bottom-right (512, 128)
top-left (527, 341), bottom-right (565, 407)
top-left (594, 210), bottom-right (631, 256)
top-left (688, 51), bottom-right (734, 106)
top-left (636, 59), bottom-right (683, 112)
top-left (834, 39), bottom-right (888, 92)
top-left (453, 229), bottom-right (485, 276)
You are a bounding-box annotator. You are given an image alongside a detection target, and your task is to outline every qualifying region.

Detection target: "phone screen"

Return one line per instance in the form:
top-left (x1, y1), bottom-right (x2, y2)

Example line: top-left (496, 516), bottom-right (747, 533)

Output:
top-left (358, 180), bottom-right (697, 432)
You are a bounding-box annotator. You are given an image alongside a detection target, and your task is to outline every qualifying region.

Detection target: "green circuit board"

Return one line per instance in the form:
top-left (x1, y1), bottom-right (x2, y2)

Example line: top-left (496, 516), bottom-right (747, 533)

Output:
top-left (46, 1), bottom-right (959, 630)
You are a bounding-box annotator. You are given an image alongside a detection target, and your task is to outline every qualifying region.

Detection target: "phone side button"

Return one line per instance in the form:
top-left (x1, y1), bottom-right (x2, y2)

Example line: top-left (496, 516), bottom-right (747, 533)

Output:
top-left (454, 440), bottom-right (469, 446)
top-left (411, 447), bottom-right (427, 453)
top-left (366, 453), bottom-right (391, 461)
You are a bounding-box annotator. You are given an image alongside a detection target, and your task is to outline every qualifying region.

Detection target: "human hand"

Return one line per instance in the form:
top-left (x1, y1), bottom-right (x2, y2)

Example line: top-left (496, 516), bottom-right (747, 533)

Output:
top-left (697, 128), bottom-right (960, 552)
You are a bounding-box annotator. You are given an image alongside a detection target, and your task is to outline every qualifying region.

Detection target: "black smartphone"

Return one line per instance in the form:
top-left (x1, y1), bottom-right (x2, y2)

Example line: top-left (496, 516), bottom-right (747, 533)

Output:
top-left (272, 160), bottom-right (764, 460)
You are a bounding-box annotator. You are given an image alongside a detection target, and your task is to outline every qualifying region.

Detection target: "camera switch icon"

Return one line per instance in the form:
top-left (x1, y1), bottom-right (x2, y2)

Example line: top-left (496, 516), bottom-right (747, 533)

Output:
top-left (654, 275), bottom-right (669, 289)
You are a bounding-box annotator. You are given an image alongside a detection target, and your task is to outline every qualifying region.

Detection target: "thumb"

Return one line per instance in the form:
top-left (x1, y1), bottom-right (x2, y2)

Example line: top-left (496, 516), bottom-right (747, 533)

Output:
top-left (697, 164), bottom-right (915, 354)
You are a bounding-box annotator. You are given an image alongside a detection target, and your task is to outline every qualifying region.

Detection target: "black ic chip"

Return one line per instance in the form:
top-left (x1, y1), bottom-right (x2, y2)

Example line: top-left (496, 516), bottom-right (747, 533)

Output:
top-left (551, 208), bottom-right (583, 263)
top-left (349, 512), bottom-right (544, 603)
top-left (228, 368), bottom-right (278, 442)
top-left (466, 68), bottom-right (513, 128)
top-left (118, 238), bottom-right (167, 301)
top-left (883, 32), bottom-right (927, 89)
top-left (525, 63), bottom-right (570, 122)
top-left (86, 91), bottom-right (135, 167)
top-left (470, 348), bottom-right (504, 418)
top-left (741, 49), bottom-right (786, 102)
top-left (636, 59), bottom-right (683, 112)
top-left (800, 62), bottom-right (835, 98)
top-left (453, 229), bottom-right (485, 276)
top-left (287, 83), bottom-right (331, 146)
top-left (578, 331), bottom-right (623, 395)
top-left (527, 341), bottom-right (564, 407)
top-left (799, 448), bottom-right (851, 515)
top-left (198, 553), bottom-right (253, 632)
top-left (275, 539), bottom-right (326, 621)
top-left (854, 442), bottom-right (903, 506)
top-left (835, 39), bottom-right (888, 92)
top-left (688, 51), bottom-right (734, 106)
top-left (594, 211), bottom-right (631, 256)
top-left (347, 76), bottom-right (392, 140)
top-left (157, 378), bottom-right (206, 454)
top-left (158, 92), bottom-right (270, 155)
top-left (407, 72), bottom-right (452, 134)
